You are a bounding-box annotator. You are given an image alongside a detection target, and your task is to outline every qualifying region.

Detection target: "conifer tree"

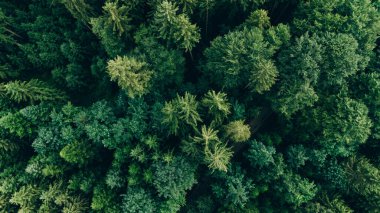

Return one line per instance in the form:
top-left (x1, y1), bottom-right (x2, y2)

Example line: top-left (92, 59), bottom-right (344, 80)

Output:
top-left (107, 56), bottom-right (153, 98)
top-left (201, 90), bottom-right (231, 125)
top-left (0, 9), bottom-right (17, 45)
top-left (61, 0), bottom-right (94, 23)
top-left (153, 0), bottom-right (200, 52)
top-left (224, 120), bottom-right (251, 143)
top-left (0, 79), bottom-right (67, 103)
top-left (102, 1), bottom-right (131, 36)
top-left (203, 24), bottom-right (288, 92)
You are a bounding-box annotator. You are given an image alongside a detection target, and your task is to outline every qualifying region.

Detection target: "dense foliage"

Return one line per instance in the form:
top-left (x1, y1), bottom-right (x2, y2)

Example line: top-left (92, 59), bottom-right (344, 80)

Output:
top-left (0, 0), bottom-right (379, 212)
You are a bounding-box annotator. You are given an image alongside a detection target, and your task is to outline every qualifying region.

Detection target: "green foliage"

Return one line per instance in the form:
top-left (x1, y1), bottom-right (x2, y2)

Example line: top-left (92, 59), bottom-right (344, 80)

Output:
top-left (304, 194), bottom-right (353, 213)
top-left (162, 92), bottom-right (202, 135)
top-left (0, 9), bottom-right (17, 45)
top-left (191, 125), bottom-right (233, 172)
top-left (0, 79), bottom-right (66, 103)
top-left (203, 23), bottom-right (289, 92)
top-left (345, 157), bottom-right (380, 211)
top-left (244, 9), bottom-right (270, 29)
top-left (61, 0), bottom-right (94, 22)
top-left (0, 112), bottom-right (33, 137)
top-left (91, 184), bottom-right (120, 212)
top-left (224, 120), bottom-right (251, 143)
top-left (273, 33), bottom-right (322, 117)
top-left (107, 55), bottom-right (153, 98)
top-left (204, 140), bottom-right (233, 172)
top-left (59, 140), bottom-right (95, 165)
top-left (276, 171), bottom-right (317, 207)
top-left (317, 33), bottom-right (361, 87)
top-left (201, 90), bottom-right (231, 125)
top-left (102, 1), bottom-right (132, 36)
top-left (211, 165), bottom-right (255, 209)
top-left (293, 0), bottom-right (380, 68)
top-left (152, 156), bottom-right (197, 201)
top-left (153, 0), bottom-right (200, 52)
top-left (246, 140), bottom-right (276, 168)
top-left (122, 187), bottom-right (156, 213)
top-left (10, 185), bottom-right (41, 211)
top-left (90, 1), bottom-right (132, 57)
top-left (304, 96), bottom-right (372, 156)
top-left (0, 0), bottom-right (379, 212)
top-left (286, 145), bottom-right (308, 169)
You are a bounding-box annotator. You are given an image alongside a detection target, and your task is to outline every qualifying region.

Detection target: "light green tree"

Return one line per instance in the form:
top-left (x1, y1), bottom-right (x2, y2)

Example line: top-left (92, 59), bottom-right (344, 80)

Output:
top-left (0, 79), bottom-right (67, 103)
top-left (107, 56), bottom-right (153, 98)
top-left (201, 90), bottom-right (231, 125)
top-left (224, 120), bottom-right (251, 143)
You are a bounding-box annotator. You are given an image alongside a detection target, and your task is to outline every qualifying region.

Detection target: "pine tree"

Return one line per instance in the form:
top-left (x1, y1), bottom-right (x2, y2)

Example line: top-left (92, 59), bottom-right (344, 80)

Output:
top-left (0, 79), bottom-right (67, 103)
top-left (201, 90), bottom-right (231, 125)
top-left (122, 187), bottom-right (156, 213)
top-left (203, 26), bottom-right (286, 91)
top-left (102, 1), bottom-right (131, 36)
top-left (204, 141), bottom-right (233, 172)
top-left (176, 92), bottom-right (202, 128)
top-left (162, 92), bottom-right (202, 135)
top-left (0, 9), bottom-right (17, 45)
top-left (107, 56), bottom-right (153, 98)
top-left (153, 0), bottom-right (200, 52)
top-left (224, 120), bottom-right (251, 143)
top-left (152, 156), bottom-right (197, 201)
top-left (59, 140), bottom-right (95, 165)
top-left (0, 112), bottom-right (33, 137)
top-left (275, 171), bottom-right (317, 207)
top-left (61, 0), bottom-right (94, 23)
top-left (273, 33), bottom-right (322, 117)
top-left (211, 164), bottom-right (255, 209)
top-left (10, 185), bottom-right (41, 211)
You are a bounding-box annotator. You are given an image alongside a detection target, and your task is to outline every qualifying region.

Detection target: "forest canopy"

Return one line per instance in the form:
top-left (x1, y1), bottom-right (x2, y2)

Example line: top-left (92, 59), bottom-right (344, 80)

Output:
top-left (0, 0), bottom-right (379, 212)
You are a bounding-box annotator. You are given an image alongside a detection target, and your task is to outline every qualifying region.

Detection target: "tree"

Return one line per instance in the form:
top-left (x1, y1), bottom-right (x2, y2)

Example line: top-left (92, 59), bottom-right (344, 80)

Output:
top-left (286, 145), bottom-right (308, 169)
top-left (211, 164), bottom-right (255, 210)
top-left (344, 157), bottom-right (380, 211)
top-left (102, 1), bottom-right (132, 36)
top-left (91, 184), bottom-right (121, 212)
top-left (293, 0), bottom-right (380, 69)
top-left (201, 90), bottom-right (231, 125)
top-left (0, 9), bottom-right (17, 45)
top-left (224, 120), bottom-right (251, 143)
top-left (246, 140), bottom-right (275, 168)
top-left (60, 0), bottom-right (94, 23)
top-left (204, 138), bottom-right (233, 172)
top-left (317, 33), bottom-right (361, 87)
top-left (90, 1), bottom-right (132, 57)
top-left (107, 55), bottom-right (153, 98)
top-left (243, 9), bottom-right (270, 29)
top-left (190, 125), bottom-right (233, 172)
top-left (162, 92), bottom-right (202, 135)
top-left (59, 140), bottom-right (96, 165)
top-left (152, 156), bottom-right (197, 201)
top-left (133, 25), bottom-right (185, 92)
top-left (0, 0), bottom-right (379, 212)
top-left (275, 171), bottom-right (317, 207)
top-left (153, 0), bottom-right (200, 52)
top-left (0, 79), bottom-right (67, 103)
top-left (300, 96), bottom-right (372, 157)
top-left (203, 23), bottom-right (289, 92)
top-left (0, 112), bottom-right (33, 137)
top-left (272, 33), bottom-right (322, 117)
top-left (122, 187), bottom-right (156, 213)
top-left (10, 185), bottom-right (41, 212)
